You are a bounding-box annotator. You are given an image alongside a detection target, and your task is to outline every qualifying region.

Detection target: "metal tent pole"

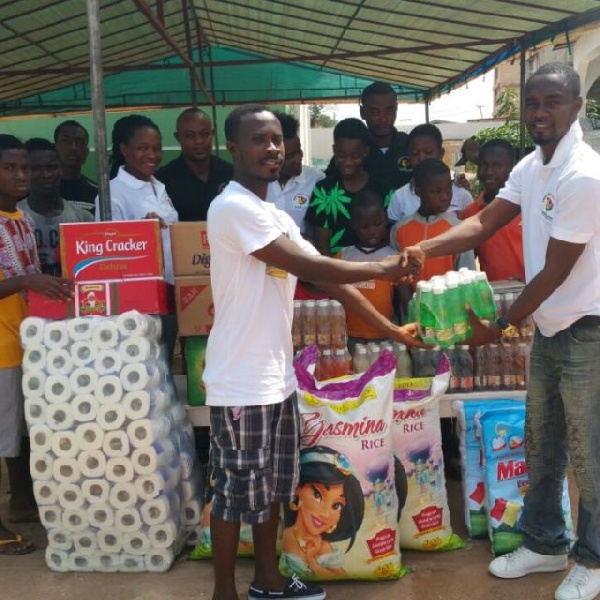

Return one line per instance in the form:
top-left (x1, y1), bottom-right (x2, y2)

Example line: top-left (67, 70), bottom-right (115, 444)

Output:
top-left (519, 48), bottom-right (526, 159)
top-left (86, 0), bottom-right (111, 221)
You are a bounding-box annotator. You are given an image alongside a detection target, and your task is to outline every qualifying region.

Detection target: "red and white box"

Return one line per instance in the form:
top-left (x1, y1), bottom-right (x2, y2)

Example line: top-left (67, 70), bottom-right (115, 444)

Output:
top-left (28, 278), bottom-right (172, 319)
top-left (60, 220), bottom-right (164, 281)
top-left (174, 275), bottom-right (214, 336)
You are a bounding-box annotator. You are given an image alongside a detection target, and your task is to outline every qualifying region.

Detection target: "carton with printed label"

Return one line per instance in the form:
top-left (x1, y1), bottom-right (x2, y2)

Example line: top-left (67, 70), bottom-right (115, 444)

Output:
top-left (175, 275), bottom-right (213, 336)
top-left (169, 221), bottom-right (210, 276)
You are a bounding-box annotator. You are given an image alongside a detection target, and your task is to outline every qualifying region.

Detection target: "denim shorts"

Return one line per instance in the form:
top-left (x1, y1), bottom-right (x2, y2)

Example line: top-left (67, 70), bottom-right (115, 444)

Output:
top-left (209, 393), bottom-right (300, 524)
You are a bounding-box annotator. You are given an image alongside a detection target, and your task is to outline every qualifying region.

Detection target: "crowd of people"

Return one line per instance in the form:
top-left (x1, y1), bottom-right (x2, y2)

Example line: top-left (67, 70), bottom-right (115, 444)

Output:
top-left (0, 61), bottom-right (599, 600)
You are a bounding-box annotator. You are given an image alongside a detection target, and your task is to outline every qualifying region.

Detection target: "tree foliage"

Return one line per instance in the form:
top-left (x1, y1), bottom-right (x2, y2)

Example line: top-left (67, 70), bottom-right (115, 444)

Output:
top-left (309, 104), bottom-right (337, 128)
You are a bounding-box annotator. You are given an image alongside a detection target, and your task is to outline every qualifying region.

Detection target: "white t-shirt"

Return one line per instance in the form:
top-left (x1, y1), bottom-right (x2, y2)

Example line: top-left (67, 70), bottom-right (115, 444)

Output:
top-left (266, 165), bottom-right (324, 233)
top-left (387, 181), bottom-right (473, 223)
top-left (204, 181), bottom-right (319, 407)
top-left (95, 167), bottom-right (179, 283)
top-left (498, 121), bottom-right (600, 336)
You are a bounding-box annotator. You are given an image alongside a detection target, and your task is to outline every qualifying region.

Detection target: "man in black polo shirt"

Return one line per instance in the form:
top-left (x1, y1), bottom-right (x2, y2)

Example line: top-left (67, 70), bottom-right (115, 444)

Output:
top-left (156, 108), bottom-right (233, 221)
top-left (326, 81), bottom-right (412, 189)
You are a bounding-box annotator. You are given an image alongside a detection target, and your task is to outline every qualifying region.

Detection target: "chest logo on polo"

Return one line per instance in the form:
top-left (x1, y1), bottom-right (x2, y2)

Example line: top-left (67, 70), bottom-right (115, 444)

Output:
top-left (293, 194), bottom-right (309, 209)
top-left (541, 193), bottom-right (555, 222)
top-left (398, 156), bottom-right (411, 171)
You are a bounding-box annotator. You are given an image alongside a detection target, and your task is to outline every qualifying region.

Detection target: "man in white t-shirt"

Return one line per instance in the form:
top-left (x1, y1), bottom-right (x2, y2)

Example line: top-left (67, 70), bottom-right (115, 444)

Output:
top-left (266, 112), bottom-right (324, 236)
top-left (204, 105), bottom-right (424, 600)
top-left (404, 63), bottom-right (600, 600)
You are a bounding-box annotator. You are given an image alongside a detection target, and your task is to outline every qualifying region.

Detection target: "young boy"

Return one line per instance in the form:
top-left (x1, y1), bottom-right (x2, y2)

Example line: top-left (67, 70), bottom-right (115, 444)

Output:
top-left (387, 124), bottom-right (473, 223)
top-left (0, 135), bottom-right (72, 554)
top-left (460, 139), bottom-right (524, 281)
top-left (336, 190), bottom-right (398, 349)
top-left (305, 118), bottom-right (394, 256)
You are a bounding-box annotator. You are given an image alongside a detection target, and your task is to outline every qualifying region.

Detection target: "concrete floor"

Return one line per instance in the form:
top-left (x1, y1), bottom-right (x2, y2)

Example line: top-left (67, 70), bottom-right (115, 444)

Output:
top-left (0, 474), bottom-right (576, 600)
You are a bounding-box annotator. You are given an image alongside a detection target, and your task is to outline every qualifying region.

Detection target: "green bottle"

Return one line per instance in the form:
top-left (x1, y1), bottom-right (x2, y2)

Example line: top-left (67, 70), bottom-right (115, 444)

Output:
top-left (417, 282), bottom-right (436, 345)
top-left (474, 271), bottom-right (497, 321)
top-left (432, 283), bottom-right (454, 347)
top-left (446, 276), bottom-right (468, 343)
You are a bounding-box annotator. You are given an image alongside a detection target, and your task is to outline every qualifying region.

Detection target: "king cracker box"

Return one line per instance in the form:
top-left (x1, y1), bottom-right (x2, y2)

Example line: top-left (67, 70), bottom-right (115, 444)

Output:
top-left (60, 220), bottom-right (164, 281)
top-left (170, 222), bottom-right (210, 276)
top-left (175, 276), bottom-right (214, 336)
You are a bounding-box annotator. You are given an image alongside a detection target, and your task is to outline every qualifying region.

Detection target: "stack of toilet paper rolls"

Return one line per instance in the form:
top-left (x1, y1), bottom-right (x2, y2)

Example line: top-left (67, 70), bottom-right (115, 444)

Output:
top-left (21, 311), bottom-right (203, 573)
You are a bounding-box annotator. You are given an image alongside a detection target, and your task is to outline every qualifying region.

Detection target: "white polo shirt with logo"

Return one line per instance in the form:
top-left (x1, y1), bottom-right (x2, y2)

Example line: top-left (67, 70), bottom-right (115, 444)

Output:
top-left (498, 120), bottom-right (600, 337)
top-left (266, 165), bottom-right (324, 234)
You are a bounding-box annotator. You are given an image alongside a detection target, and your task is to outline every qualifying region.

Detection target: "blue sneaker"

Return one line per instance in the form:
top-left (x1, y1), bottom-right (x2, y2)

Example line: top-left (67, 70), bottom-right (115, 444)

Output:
top-left (248, 575), bottom-right (326, 600)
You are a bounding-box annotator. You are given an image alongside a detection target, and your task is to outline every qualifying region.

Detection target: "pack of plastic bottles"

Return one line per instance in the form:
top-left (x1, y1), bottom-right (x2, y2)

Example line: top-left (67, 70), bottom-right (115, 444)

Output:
top-left (292, 299), bottom-right (347, 353)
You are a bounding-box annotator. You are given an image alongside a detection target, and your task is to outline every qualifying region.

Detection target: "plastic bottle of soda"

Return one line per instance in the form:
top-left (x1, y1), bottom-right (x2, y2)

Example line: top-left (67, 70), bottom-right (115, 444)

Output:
top-left (429, 346), bottom-right (442, 377)
top-left (316, 299), bottom-right (331, 349)
top-left (500, 340), bottom-right (517, 390)
top-left (292, 300), bottom-right (303, 352)
top-left (457, 345), bottom-right (474, 392)
top-left (318, 348), bottom-right (333, 380)
top-left (352, 345), bottom-right (369, 373)
top-left (393, 342), bottom-right (413, 378)
top-left (446, 276), bottom-right (468, 343)
top-left (332, 348), bottom-right (350, 377)
top-left (458, 270), bottom-right (476, 338)
top-left (406, 294), bottom-right (417, 324)
top-left (302, 300), bottom-right (317, 347)
top-left (487, 344), bottom-right (502, 391)
top-left (493, 293), bottom-right (503, 320)
top-left (473, 345), bottom-right (486, 391)
top-left (431, 284), bottom-right (454, 347)
top-left (417, 282), bottom-right (437, 345)
top-left (474, 271), bottom-right (497, 321)
top-left (330, 300), bottom-right (347, 350)
top-left (412, 348), bottom-right (425, 377)
top-left (447, 345), bottom-right (458, 392)
top-left (516, 342), bottom-right (531, 390)
top-left (368, 342), bottom-right (381, 367)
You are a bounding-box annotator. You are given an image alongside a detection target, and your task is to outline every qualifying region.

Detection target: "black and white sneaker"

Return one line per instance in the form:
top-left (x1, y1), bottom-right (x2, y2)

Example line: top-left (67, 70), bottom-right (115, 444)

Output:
top-left (248, 575), bottom-right (326, 600)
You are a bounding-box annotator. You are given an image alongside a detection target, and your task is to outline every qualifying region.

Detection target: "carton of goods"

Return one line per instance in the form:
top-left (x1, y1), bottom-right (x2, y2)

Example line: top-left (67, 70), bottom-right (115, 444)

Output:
top-left (169, 222), bottom-right (210, 276)
top-left (175, 276), bottom-right (213, 336)
top-left (185, 336), bottom-right (208, 406)
top-left (60, 220), bottom-right (164, 281)
top-left (28, 278), bottom-right (171, 319)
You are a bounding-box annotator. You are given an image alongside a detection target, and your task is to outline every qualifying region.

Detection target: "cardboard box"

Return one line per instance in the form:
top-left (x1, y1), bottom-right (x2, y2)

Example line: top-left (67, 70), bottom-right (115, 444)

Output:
top-left (170, 221), bottom-right (210, 276)
top-left (175, 276), bottom-right (213, 336)
top-left (28, 278), bottom-right (172, 319)
top-left (60, 219), bottom-right (164, 281)
top-left (184, 336), bottom-right (208, 406)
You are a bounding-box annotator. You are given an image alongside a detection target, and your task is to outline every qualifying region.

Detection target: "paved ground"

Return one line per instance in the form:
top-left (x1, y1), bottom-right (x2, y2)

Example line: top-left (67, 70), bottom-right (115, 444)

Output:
top-left (0, 471), bottom-right (577, 600)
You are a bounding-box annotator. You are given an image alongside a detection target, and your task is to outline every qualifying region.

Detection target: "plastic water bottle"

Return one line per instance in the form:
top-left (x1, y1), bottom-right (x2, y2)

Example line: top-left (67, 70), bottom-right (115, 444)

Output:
top-left (432, 284), bottom-right (454, 347)
top-left (368, 343), bottom-right (381, 367)
top-left (330, 300), bottom-right (347, 350)
top-left (292, 300), bottom-right (303, 352)
top-left (352, 345), bottom-right (369, 373)
top-left (317, 348), bottom-right (333, 380)
top-left (417, 282), bottom-right (436, 345)
top-left (446, 276), bottom-right (468, 343)
top-left (473, 272), bottom-right (497, 321)
top-left (302, 300), bottom-right (317, 347)
top-left (393, 342), bottom-right (413, 378)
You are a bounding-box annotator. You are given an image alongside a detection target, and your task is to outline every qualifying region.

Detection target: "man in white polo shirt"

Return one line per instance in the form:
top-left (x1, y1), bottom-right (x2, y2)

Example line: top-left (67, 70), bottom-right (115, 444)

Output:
top-left (266, 112), bottom-right (324, 238)
top-left (404, 62), bottom-right (600, 600)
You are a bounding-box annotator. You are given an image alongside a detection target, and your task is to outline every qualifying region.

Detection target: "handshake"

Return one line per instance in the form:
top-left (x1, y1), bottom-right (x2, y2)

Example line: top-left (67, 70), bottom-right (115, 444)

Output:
top-left (380, 246), bottom-right (425, 284)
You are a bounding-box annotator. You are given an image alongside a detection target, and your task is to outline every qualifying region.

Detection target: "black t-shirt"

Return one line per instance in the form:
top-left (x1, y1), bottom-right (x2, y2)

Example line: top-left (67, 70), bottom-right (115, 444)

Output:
top-left (60, 176), bottom-right (98, 214)
top-left (325, 128), bottom-right (412, 190)
top-left (156, 155), bottom-right (233, 222)
top-left (305, 175), bottom-right (395, 255)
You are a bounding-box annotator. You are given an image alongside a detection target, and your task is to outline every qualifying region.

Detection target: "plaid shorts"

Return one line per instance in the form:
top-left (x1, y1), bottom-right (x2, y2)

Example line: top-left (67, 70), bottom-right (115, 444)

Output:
top-left (209, 393), bottom-right (300, 524)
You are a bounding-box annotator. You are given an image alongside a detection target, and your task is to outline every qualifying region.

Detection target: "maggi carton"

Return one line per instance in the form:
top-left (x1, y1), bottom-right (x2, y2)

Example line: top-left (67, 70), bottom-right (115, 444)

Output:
top-left (175, 276), bottom-right (213, 336)
top-left (60, 220), bottom-right (164, 281)
top-left (170, 221), bottom-right (210, 276)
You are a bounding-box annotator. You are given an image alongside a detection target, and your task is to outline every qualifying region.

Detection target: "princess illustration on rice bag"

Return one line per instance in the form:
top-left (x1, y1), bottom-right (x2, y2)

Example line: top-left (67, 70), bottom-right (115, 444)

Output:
top-left (281, 446), bottom-right (364, 579)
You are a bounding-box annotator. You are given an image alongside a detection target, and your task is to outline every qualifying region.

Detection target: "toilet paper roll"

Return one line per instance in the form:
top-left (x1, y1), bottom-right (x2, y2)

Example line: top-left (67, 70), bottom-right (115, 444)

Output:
top-left (77, 449), bottom-right (107, 478)
top-left (51, 431), bottom-right (79, 458)
top-left (120, 363), bottom-right (160, 392)
top-left (97, 527), bottom-right (123, 553)
top-left (43, 321), bottom-right (69, 349)
top-left (140, 497), bottom-right (172, 526)
top-left (71, 340), bottom-right (94, 367)
top-left (22, 370), bottom-right (47, 398)
top-left (24, 398), bottom-right (47, 428)
top-left (33, 480), bottom-right (59, 505)
top-left (72, 394), bottom-right (98, 423)
top-left (73, 531), bottom-right (98, 556)
top-left (22, 346), bottom-right (47, 371)
top-left (45, 547), bottom-right (70, 572)
top-left (44, 375), bottom-right (73, 405)
top-left (122, 531), bottom-right (151, 556)
top-left (102, 431), bottom-right (130, 458)
top-left (121, 390), bottom-right (150, 421)
top-left (20, 317), bottom-right (46, 347)
top-left (91, 320), bottom-right (120, 349)
top-left (53, 457), bottom-right (81, 483)
top-left (67, 317), bottom-right (94, 342)
top-left (184, 526), bottom-right (201, 547)
top-left (114, 507), bottom-right (142, 533)
top-left (94, 375), bottom-right (123, 405)
top-left (116, 311), bottom-right (160, 340)
top-left (62, 508), bottom-right (89, 532)
top-left (180, 452), bottom-right (196, 481)
top-left (97, 403), bottom-right (126, 432)
top-left (82, 479), bottom-right (110, 504)
top-left (68, 553), bottom-right (94, 571)
top-left (106, 457), bottom-right (134, 483)
top-left (69, 367), bottom-right (98, 395)
top-left (181, 479), bottom-right (197, 503)
top-left (131, 441), bottom-right (175, 475)
top-left (108, 481), bottom-right (138, 510)
top-left (127, 416), bottom-right (172, 449)
top-left (88, 502), bottom-right (115, 528)
top-left (29, 423), bottom-right (53, 453)
top-left (46, 402), bottom-right (75, 431)
top-left (57, 482), bottom-right (85, 510)
top-left (47, 528), bottom-right (74, 552)
top-left (39, 504), bottom-right (61, 528)
top-left (45, 348), bottom-right (73, 376)
top-left (144, 549), bottom-right (173, 573)
top-left (30, 453), bottom-right (54, 480)
top-left (75, 422), bottom-right (104, 451)
top-left (94, 553), bottom-right (119, 572)
top-left (119, 337), bottom-right (156, 364)
top-left (119, 554), bottom-right (145, 572)
top-left (135, 473), bottom-right (165, 501)
top-left (183, 499), bottom-right (202, 526)
top-left (93, 349), bottom-right (123, 376)
top-left (148, 522), bottom-right (178, 549)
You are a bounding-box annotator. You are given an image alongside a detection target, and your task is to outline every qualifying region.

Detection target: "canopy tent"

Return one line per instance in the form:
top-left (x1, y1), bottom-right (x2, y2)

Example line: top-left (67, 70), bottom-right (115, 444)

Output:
top-left (1, 0), bottom-right (600, 116)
